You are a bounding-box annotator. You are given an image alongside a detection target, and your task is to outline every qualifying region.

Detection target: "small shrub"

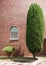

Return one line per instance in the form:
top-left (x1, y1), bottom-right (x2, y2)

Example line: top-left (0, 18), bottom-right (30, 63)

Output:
top-left (2, 46), bottom-right (15, 58)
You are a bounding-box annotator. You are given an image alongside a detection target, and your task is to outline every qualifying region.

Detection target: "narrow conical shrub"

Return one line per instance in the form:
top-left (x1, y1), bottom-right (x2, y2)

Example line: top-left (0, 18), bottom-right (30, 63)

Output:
top-left (26, 3), bottom-right (44, 59)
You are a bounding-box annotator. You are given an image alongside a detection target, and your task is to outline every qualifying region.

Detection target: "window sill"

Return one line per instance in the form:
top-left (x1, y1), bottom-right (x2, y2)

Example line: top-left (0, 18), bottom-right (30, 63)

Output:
top-left (10, 38), bottom-right (19, 41)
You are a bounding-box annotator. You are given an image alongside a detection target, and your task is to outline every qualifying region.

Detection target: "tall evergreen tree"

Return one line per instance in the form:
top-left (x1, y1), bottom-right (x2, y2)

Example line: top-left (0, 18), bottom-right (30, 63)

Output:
top-left (26, 3), bottom-right (44, 59)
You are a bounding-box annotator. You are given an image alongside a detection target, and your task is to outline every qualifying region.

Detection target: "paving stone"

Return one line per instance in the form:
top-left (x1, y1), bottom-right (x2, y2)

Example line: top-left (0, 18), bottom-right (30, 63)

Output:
top-left (0, 59), bottom-right (46, 65)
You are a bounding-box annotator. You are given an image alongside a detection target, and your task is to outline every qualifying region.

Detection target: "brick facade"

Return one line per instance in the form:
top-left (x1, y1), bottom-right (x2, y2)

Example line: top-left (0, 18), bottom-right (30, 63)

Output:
top-left (0, 0), bottom-right (46, 56)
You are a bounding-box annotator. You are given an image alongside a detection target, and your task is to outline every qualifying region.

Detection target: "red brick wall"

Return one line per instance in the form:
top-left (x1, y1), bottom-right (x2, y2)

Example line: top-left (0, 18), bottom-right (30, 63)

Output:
top-left (0, 0), bottom-right (46, 56)
top-left (43, 39), bottom-right (46, 55)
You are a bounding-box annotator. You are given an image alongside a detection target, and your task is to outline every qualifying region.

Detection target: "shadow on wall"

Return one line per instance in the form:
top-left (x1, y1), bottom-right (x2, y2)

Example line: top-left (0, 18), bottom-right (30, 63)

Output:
top-left (36, 39), bottom-right (46, 56)
top-left (13, 45), bottom-right (24, 57)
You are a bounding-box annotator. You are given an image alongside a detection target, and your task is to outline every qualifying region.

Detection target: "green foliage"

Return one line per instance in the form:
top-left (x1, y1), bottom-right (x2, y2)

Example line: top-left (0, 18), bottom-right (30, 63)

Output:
top-left (26, 3), bottom-right (44, 58)
top-left (2, 46), bottom-right (15, 52)
top-left (2, 46), bottom-right (15, 58)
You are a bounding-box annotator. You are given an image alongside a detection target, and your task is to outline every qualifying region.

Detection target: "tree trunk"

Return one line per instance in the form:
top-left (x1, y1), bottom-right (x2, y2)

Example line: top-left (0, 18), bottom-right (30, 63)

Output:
top-left (33, 53), bottom-right (35, 60)
top-left (7, 52), bottom-right (11, 58)
top-left (8, 53), bottom-right (10, 58)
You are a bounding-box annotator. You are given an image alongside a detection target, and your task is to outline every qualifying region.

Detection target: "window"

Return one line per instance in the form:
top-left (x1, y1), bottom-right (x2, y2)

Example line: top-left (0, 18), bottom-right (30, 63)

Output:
top-left (10, 26), bottom-right (19, 40)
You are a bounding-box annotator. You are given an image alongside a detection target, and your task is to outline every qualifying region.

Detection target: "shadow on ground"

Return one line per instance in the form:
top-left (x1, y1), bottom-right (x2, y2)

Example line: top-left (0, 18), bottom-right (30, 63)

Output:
top-left (11, 57), bottom-right (38, 63)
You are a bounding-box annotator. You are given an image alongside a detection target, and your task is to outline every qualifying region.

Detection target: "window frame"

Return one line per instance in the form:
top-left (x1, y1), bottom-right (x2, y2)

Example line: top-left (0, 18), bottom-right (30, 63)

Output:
top-left (10, 26), bottom-right (19, 41)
